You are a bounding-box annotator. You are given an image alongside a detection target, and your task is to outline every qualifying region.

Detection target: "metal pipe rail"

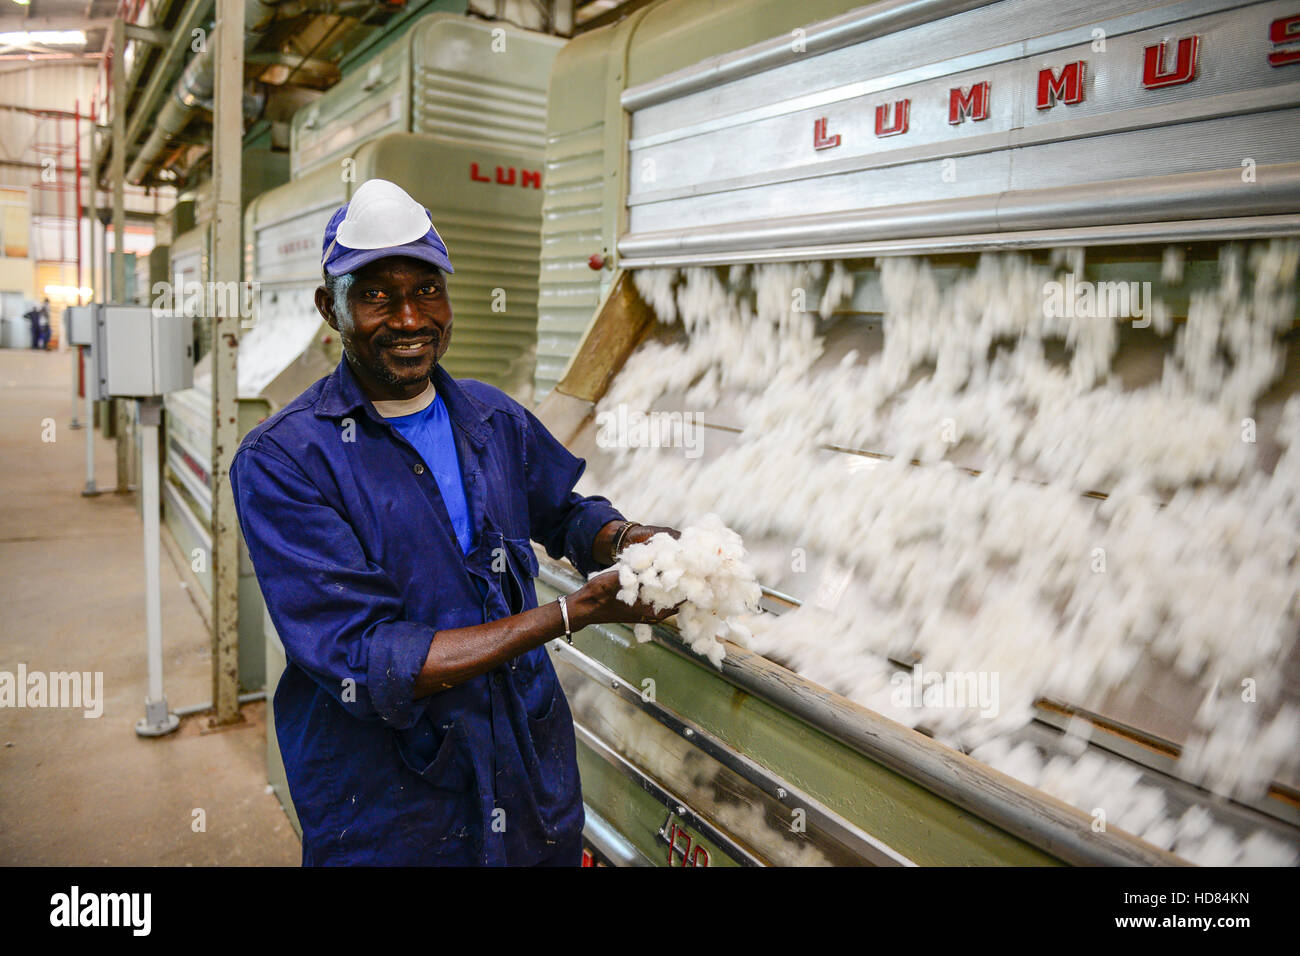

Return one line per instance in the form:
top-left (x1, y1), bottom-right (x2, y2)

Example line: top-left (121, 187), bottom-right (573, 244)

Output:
top-left (550, 628), bottom-right (916, 865)
top-left (618, 165), bottom-right (1300, 264)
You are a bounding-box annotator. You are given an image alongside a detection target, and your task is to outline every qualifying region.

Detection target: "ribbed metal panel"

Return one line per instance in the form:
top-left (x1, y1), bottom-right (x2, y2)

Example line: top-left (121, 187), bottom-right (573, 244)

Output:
top-left (535, 122), bottom-right (606, 399)
top-left (291, 41), bottom-right (409, 178)
top-left (165, 384), bottom-right (214, 526)
top-left (423, 208), bottom-right (542, 388)
top-left (163, 223), bottom-right (213, 556)
top-left (620, 0), bottom-right (1300, 260)
top-left (407, 13), bottom-right (560, 155)
top-left (249, 164), bottom-right (346, 289)
top-left (413, 69), bottom-right (550, 151)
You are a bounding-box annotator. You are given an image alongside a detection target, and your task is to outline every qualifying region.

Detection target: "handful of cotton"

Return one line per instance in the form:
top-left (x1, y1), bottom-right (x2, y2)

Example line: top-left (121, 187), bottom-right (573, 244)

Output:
top-left (610, 514), bottom-right (762, 667)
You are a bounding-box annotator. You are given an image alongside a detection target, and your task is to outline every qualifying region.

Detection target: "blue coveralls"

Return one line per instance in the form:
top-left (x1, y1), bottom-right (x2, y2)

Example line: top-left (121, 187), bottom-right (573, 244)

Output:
top-left (230, 359), bottom-right (623, 865)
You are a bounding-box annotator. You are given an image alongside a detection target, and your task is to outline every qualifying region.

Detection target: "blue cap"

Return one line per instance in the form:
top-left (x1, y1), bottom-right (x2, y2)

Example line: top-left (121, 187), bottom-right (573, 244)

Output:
top-left (321, 183), bottom-right (455, 277)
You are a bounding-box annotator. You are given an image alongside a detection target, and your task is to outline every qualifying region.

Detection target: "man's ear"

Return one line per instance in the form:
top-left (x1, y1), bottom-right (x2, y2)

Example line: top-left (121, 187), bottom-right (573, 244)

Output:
top-left (316, 285), bottom-right (339, 332)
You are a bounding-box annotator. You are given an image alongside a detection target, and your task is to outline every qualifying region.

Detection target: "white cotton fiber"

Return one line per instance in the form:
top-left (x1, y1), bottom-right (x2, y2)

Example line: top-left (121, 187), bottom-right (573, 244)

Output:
top-left (603, 245), bottom-right (1300, 864)
top-left (610, 514), bottom-right (762, 667)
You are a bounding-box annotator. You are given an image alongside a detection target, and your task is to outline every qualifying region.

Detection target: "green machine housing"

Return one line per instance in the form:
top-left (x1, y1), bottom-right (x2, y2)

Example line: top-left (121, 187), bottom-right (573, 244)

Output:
top-left (531, 0), bottom-right (1300, 866)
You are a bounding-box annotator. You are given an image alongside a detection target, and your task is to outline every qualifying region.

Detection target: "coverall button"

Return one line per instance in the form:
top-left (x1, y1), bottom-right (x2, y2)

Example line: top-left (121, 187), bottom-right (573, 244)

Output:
top-left (412, 463), bottom-right (425, 475)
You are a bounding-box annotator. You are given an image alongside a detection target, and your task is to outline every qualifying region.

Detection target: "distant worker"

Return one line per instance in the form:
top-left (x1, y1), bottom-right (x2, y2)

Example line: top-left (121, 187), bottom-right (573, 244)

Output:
top-left (231, 179), bottom-right (680, 866)
top-left (24, 303), bottom-right (43, 350)
top-left (37, 298), bottom-right (51, 350)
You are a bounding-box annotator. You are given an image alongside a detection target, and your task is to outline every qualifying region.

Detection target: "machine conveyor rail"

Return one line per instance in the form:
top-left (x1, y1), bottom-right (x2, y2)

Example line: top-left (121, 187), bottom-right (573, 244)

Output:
top-left (536, 557), bottom-right (1187, 866)
top-left (550, 623), bottom-right (915, 865)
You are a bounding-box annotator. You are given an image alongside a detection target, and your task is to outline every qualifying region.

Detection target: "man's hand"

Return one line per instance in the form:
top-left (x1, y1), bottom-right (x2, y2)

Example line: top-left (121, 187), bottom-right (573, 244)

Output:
top-left (621, 524), bottom-right (681, 549)
top-left (592, 519), bottom-right (682, 567)
top-left (414, 566), bottom-right (680, 698)
top-left (569, 569), bottom-right (682, 629)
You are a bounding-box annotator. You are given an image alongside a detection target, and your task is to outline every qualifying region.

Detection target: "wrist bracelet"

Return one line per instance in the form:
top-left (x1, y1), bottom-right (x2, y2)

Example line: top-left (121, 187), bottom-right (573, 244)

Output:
top-left (611, 520), bottom-right (640, 561)
top-left (558, 594), bottom-right (573, 644)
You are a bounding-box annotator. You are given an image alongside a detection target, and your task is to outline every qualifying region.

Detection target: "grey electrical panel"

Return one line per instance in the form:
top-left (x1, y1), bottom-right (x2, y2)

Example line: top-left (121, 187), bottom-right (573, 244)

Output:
top-left (65, 305), bottom-right (97, 347)
top-left (96, 305), bottom-right (195, 398)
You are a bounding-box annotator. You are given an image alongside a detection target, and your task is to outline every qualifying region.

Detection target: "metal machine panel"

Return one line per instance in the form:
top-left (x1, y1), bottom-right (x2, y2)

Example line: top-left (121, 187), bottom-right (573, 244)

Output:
top-left (533, 20), bottom-right (630, 401)
top-left (409, 14), bottom-right (562, 151)
top-left (292, 41), bottom-right (410, 178)
top-left (532, 0), bottom-right (1300, 866)
top-left (242, 164), bottom-right (348, 407)
top-left (249, 131), bottom-right (552, 401)
top-left (275, 14), bottom-right (562, 398)
top-left (162, 213), bottom-right (275, 697)
top-left (536, 120), bottom-right (608, 399)
top-left (292, 14), bottom-right (563, 178)
top-left (619, 0), bottom-right (1300, 261)
top-left (163, 225), bottom-right (213, 542)
top-left (65, 305), bottom-right (96, 346)
top-left (98, 306), bottom-right (194, 398)
top-left (534, 0), bottom-right (983, 399)
top-left (168, 227), bottom-right (204, 291)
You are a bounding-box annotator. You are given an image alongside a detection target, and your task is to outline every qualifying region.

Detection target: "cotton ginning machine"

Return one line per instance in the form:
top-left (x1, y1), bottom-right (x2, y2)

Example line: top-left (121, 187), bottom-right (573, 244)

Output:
top-left (531, 0), bottom-right (1300, 866)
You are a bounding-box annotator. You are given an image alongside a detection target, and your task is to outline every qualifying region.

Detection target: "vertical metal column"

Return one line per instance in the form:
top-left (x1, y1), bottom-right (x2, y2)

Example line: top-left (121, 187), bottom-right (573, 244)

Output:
top-left (82, 124), bottom-right (100, 497)
top-left (70, 98), bottom-right (84, 431)
top-left (75, 98), bottom-right (83, 311)
top-left (135, 398), bottom-right (179, 737)
top-left (210, 0), bottom-right (245, 726)
top-left (111, 17), bottom-right (130, 493)
top-left (95, 144), bottom-right (111, 443)
top-left (554, 0), bottom-right (575, 36)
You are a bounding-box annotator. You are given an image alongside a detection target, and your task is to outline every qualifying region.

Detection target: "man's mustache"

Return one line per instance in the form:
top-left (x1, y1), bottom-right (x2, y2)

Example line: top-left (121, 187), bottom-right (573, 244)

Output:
top-left (375, 330), bottom-right (440, 347)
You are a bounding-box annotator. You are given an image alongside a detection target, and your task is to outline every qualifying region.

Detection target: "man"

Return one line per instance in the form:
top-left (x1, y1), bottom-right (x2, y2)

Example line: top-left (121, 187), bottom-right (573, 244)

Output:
top-left (231, 179), bottom-right (676, 866)
top-left (24, 303), bottom-right (42, 350)
top-left (37, 299), bottom-right (51, 349)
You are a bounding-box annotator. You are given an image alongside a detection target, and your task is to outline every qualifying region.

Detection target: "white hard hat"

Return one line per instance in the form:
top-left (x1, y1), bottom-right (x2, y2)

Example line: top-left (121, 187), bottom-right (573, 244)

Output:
top-left (337, 180), bottom-right (429, 248)
top-left (322, 178), bottom-right (454, 276)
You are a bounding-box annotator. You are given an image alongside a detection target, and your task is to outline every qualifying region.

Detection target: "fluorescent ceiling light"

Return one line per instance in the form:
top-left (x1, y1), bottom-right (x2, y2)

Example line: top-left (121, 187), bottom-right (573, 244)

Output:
top-left (0, 30), bottom-right (87, 45)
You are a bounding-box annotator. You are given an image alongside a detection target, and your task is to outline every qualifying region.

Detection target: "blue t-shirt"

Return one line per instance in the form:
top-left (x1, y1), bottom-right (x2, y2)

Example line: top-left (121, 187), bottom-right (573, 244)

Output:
top-left (386, 391), bottom-right (473, 555)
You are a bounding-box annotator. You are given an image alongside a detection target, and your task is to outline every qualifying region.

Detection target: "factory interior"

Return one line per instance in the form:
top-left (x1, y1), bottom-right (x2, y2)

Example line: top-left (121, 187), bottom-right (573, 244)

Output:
top-left (0, 0), bottom-right (1297, 904)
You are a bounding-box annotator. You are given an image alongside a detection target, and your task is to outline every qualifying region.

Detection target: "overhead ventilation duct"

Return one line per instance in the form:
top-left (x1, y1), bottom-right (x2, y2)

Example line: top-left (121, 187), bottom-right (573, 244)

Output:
top-left (175, 46), bottom-right (268, 121)
top-left (126, 0), bottom-right (379, 185)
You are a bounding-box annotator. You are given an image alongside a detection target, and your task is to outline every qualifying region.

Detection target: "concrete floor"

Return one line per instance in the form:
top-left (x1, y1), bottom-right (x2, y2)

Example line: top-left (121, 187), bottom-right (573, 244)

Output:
top-left (0, 349), bottom-right (300, 865)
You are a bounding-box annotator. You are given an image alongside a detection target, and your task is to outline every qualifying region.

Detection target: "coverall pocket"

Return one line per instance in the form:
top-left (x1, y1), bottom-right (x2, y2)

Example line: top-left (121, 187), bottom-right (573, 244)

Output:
top-left (391, 720), bottom-right (483, 859)
top-left (524, 683), bottom-right (579, 828)
top-left (525, 670), bottom-right (560, 725)
top-left (393, 719), bottom-right (474, 794)
top-left (500, 535), bottom-right (540, 615)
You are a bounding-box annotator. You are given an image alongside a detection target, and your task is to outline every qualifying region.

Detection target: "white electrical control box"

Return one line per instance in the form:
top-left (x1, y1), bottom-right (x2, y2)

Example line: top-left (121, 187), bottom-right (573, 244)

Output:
top-left (65, 304), bottom-right (98, 347)
top-left (96, 306), bottom-right (194, 397)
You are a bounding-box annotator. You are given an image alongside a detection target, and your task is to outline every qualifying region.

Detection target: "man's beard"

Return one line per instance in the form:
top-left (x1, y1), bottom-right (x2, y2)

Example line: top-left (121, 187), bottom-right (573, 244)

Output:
top-left (341, 335), bottom-right (437, 388)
